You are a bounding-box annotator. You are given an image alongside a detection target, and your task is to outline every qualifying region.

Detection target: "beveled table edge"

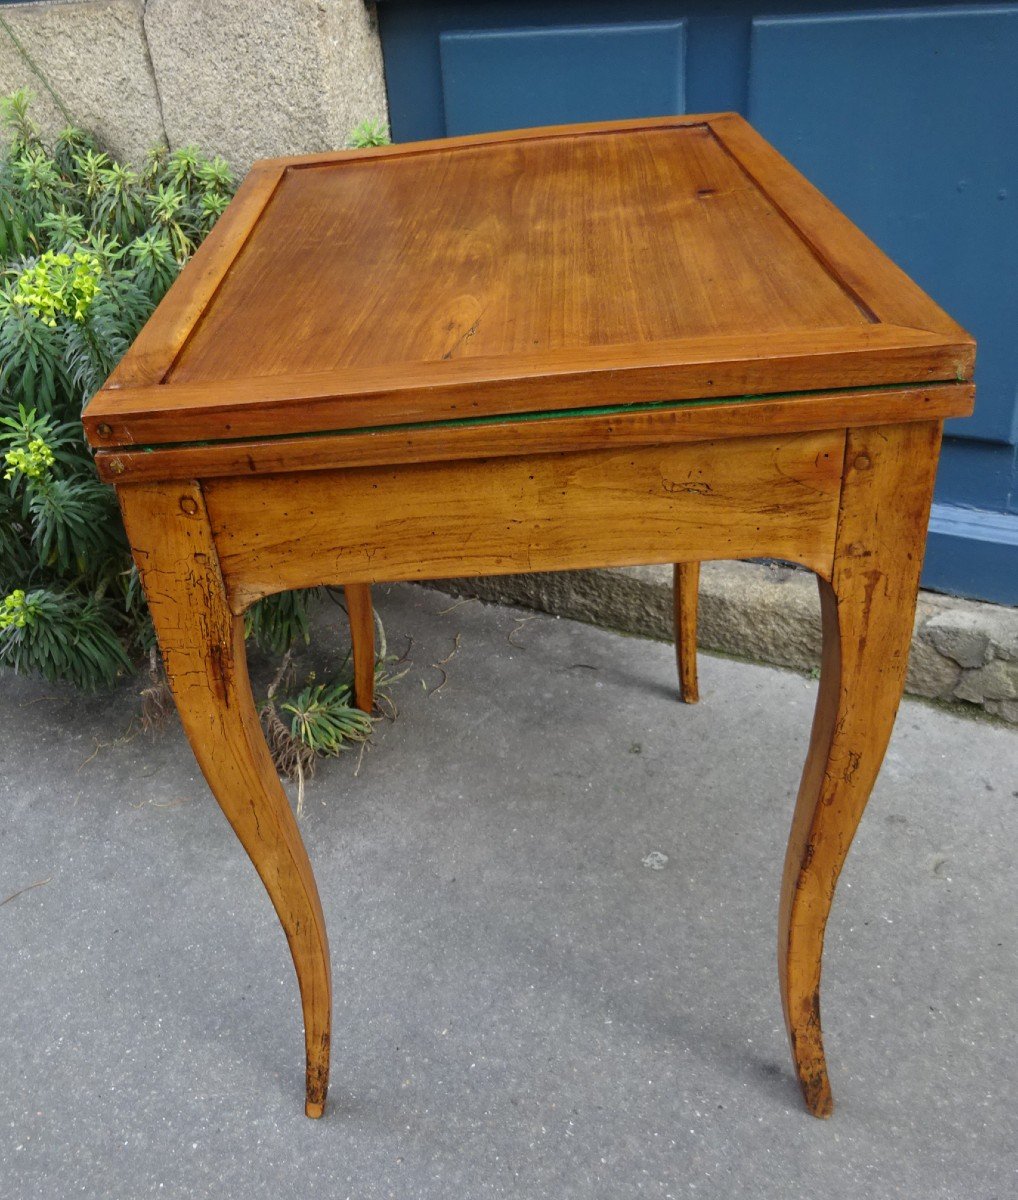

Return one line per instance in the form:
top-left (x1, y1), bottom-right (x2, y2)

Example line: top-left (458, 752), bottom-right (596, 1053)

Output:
top-left (84, 114), bottom-right (975, 451)
top-left (95, 382), bottom-right (974, 484)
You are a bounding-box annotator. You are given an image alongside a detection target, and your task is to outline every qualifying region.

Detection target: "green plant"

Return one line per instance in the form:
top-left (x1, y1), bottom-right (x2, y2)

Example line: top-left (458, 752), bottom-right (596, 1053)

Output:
top-left (0, 92), bottom-right (401, 792)
top-left (284, 681), bottom-right (374, 756)
top-left (245, 588), bottom-right (318, 657)
top-left (0, 89), bottom-right (41, 152)
top-left (260, 616), bottom-right (407, 816)
top-left (348, 119), bottom-right (391, 149)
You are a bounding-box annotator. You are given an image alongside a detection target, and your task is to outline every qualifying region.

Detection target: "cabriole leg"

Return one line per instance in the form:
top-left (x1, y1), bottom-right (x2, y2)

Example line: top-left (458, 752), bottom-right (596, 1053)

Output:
top-left (779, 422), bottom-right (941, 1117)
top-left (118, 480), bottom-right (332, 1118)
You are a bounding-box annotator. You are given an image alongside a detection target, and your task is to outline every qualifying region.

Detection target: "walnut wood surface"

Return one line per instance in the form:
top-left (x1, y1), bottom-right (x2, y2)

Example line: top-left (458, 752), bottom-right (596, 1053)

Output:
top-left (108, 420), bottom-right (952, 1119)
top-left (778, 421), bottom-right (942, 1116)
top-left (93, 117), bottom-right (972, 1121)
top-left (116, 481), bottom-right (332, 1118)
top-left (343, 583), bottom-right (375, 714)
top-left (86, 329), bottom-right (970, 448)
top-left (92, 383), bottom-right (972, 483)
top-left (110, 420), bottom-right (944, 1120)
top-left (201, 432), bottom-right (843, 612)
top-left (673, 562), bottom-right (701, 703)
top-left (171, 123), bottom-right (866, 379)
top-left (82, 115), bottom-right (973, 450)
top-left (103, 162), bottom-right (284, 390)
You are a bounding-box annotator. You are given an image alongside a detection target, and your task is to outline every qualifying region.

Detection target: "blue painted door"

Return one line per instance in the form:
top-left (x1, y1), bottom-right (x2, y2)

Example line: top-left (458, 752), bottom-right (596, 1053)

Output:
top-left (376, 0), bottom-right (1018, 604)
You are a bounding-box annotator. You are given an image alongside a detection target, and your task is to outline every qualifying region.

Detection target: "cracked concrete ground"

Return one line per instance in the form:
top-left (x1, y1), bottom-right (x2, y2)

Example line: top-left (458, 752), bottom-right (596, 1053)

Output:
top-left (2, 584), bottom-right (1017, 1199)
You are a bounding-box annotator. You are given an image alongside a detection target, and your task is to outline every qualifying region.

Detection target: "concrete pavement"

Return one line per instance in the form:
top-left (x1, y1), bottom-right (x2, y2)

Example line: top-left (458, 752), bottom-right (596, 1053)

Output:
top-left (2, 583), bottom-right (1016, 1199)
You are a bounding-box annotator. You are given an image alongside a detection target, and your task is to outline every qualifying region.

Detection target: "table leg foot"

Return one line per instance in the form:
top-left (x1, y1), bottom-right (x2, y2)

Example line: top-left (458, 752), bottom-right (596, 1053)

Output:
top-left (344, 583), bottom-right (375, 713)
top-left (673, 562), bottom-right (700, 703)
top-left (778, 422), bottom-right (941, 1118)
top-left (118, 481), bottom-right (333, 1118)
top-left (305, 1037), bottom-right (329, 1117)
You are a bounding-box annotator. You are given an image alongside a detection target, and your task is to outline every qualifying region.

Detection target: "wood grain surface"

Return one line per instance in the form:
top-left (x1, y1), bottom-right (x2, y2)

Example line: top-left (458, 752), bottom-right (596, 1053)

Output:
top-left (201, 431), bottom-right (844, 612)
top-left (85, 330), bottom-right (971, 449)
top-left (343, 583), bottom-right (375, 714)
top-left (95, 117), bottom-right (972, 1121)
top-left (82, 115), bottom-right (974, 450)
top-left (673, 562), bottom-right (701, 704)
top-left (169, 124), bottom-right (867, 381)
top-left (778, 420), bottom-right (943, 1117)
top-left (117, 481), bottom-right (333, 1118)
top-left (92, 383), bottom-right (971, 483)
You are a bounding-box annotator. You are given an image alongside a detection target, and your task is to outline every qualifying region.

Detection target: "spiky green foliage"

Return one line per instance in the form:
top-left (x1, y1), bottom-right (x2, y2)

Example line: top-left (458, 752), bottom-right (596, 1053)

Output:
top-left (348, 119), bottom-right (391, 149)
top-left (245, 589), bottom-right (318, 658)
top-left (260, 619), bottom-right (408, 816)
top-left (282, 680), bottom-right (375, 756)
top-left (1, 92), bottom-right (402, 791)
top-left (0, 586), bottom-right (132, 690)
top-left (0, 91), bottom-right (236, 690)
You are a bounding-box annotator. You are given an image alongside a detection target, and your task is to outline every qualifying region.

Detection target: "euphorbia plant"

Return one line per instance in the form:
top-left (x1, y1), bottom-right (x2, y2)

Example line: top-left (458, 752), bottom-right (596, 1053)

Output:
top-left (0, 92), bottom-right (398, 786)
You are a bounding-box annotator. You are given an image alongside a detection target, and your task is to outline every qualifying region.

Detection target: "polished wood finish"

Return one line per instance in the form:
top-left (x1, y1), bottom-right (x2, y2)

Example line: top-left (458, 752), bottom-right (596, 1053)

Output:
top-left (92, 383), bottom-right (972, 484)
top-left (86, 330), bottom-right (970, 448)
top-left (83, 114), bottom-right (972, 450)
top-left (102, 161), bottom-right (285, 391)
top-left (778, 421), bottom-right (941, 1117)
top-left (174, 123), bottom-right (869, 380)
top-left (116, 481), bottom-right (332, 1118)
top-left (82, 117), bottom-right (974, 1122)
top-left (673, 563), bottom-right (700, 703)
top-left (343, 583), bottom-right (374, 713)
top-left (202, 433), bottom-right (843, 611)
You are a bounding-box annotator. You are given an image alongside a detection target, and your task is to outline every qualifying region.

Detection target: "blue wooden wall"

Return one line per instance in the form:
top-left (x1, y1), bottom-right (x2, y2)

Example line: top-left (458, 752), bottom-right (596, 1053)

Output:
top-left (376, 1), bottom-right (1018, 604)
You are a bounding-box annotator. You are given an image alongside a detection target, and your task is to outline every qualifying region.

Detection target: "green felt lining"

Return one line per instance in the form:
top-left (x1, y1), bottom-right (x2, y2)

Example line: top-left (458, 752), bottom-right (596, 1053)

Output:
top-left (134, 379), bottom-right (959, 454)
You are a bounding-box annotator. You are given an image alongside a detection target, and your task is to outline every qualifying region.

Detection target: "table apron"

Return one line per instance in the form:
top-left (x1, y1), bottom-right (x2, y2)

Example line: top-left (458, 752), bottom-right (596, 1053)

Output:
top-left (186, 430), bottom-right (847, 614)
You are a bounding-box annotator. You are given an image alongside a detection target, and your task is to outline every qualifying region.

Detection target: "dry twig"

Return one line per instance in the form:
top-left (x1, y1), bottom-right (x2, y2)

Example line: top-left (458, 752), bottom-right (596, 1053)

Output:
top-left (430, 665), bottom-right (448, 697)
top-left (0, 877), bottom-right (51, 908)
top-left (437, 596), bottom-right (477, 615)
top-left (77, 721), bottom-right (139, 771)
top-left (140, 644), bottom-right (173, 732)
top-left (428, 631), bottom-right (462, 698)
top-left (507, 614), bottom-right (541, 648)
top-left (259, 647), bottom-right (318, 814)
top-left (434, 632), bottom-right (462, 666)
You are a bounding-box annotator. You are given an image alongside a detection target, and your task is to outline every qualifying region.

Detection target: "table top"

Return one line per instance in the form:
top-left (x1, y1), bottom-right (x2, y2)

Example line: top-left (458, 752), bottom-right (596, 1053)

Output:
top-left (84, 114), bottom-right (973, 451)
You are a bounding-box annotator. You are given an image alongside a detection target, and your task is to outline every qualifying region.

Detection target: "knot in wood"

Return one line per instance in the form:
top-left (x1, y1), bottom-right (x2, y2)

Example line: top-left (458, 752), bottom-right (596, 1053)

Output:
top-left (853, 453), bottom-right (872, 471)
top-left (179, 496), bottom-right (199, 516)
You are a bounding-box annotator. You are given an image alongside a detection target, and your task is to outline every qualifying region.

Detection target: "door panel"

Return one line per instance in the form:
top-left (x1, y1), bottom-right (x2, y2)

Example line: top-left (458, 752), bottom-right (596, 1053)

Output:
top-left (376, 0), bottom-right (1018, 601)
top-left (440, 22), bottom-right (686, 137)
top-left (748, 6), bottom-right (1018, 449)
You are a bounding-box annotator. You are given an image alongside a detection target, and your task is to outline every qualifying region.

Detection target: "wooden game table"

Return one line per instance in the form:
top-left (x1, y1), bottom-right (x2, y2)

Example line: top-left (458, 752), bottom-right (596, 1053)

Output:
top-left (83, 115), bottom-right (974, 1119)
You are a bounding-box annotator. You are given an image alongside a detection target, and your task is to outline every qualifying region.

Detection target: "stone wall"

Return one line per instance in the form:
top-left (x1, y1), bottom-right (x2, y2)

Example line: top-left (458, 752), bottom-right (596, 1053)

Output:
top-left (0, 0), bottom-right (388, 171)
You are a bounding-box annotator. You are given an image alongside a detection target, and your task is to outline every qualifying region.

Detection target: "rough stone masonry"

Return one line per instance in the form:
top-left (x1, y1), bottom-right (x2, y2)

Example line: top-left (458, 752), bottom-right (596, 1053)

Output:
top-left (0, 0), bottom-right (388, 171)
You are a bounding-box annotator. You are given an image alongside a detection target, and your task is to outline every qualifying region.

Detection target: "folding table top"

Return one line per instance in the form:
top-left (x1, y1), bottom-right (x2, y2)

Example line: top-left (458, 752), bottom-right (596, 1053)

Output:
top-left (83, 114), bottom-right (973, 451)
